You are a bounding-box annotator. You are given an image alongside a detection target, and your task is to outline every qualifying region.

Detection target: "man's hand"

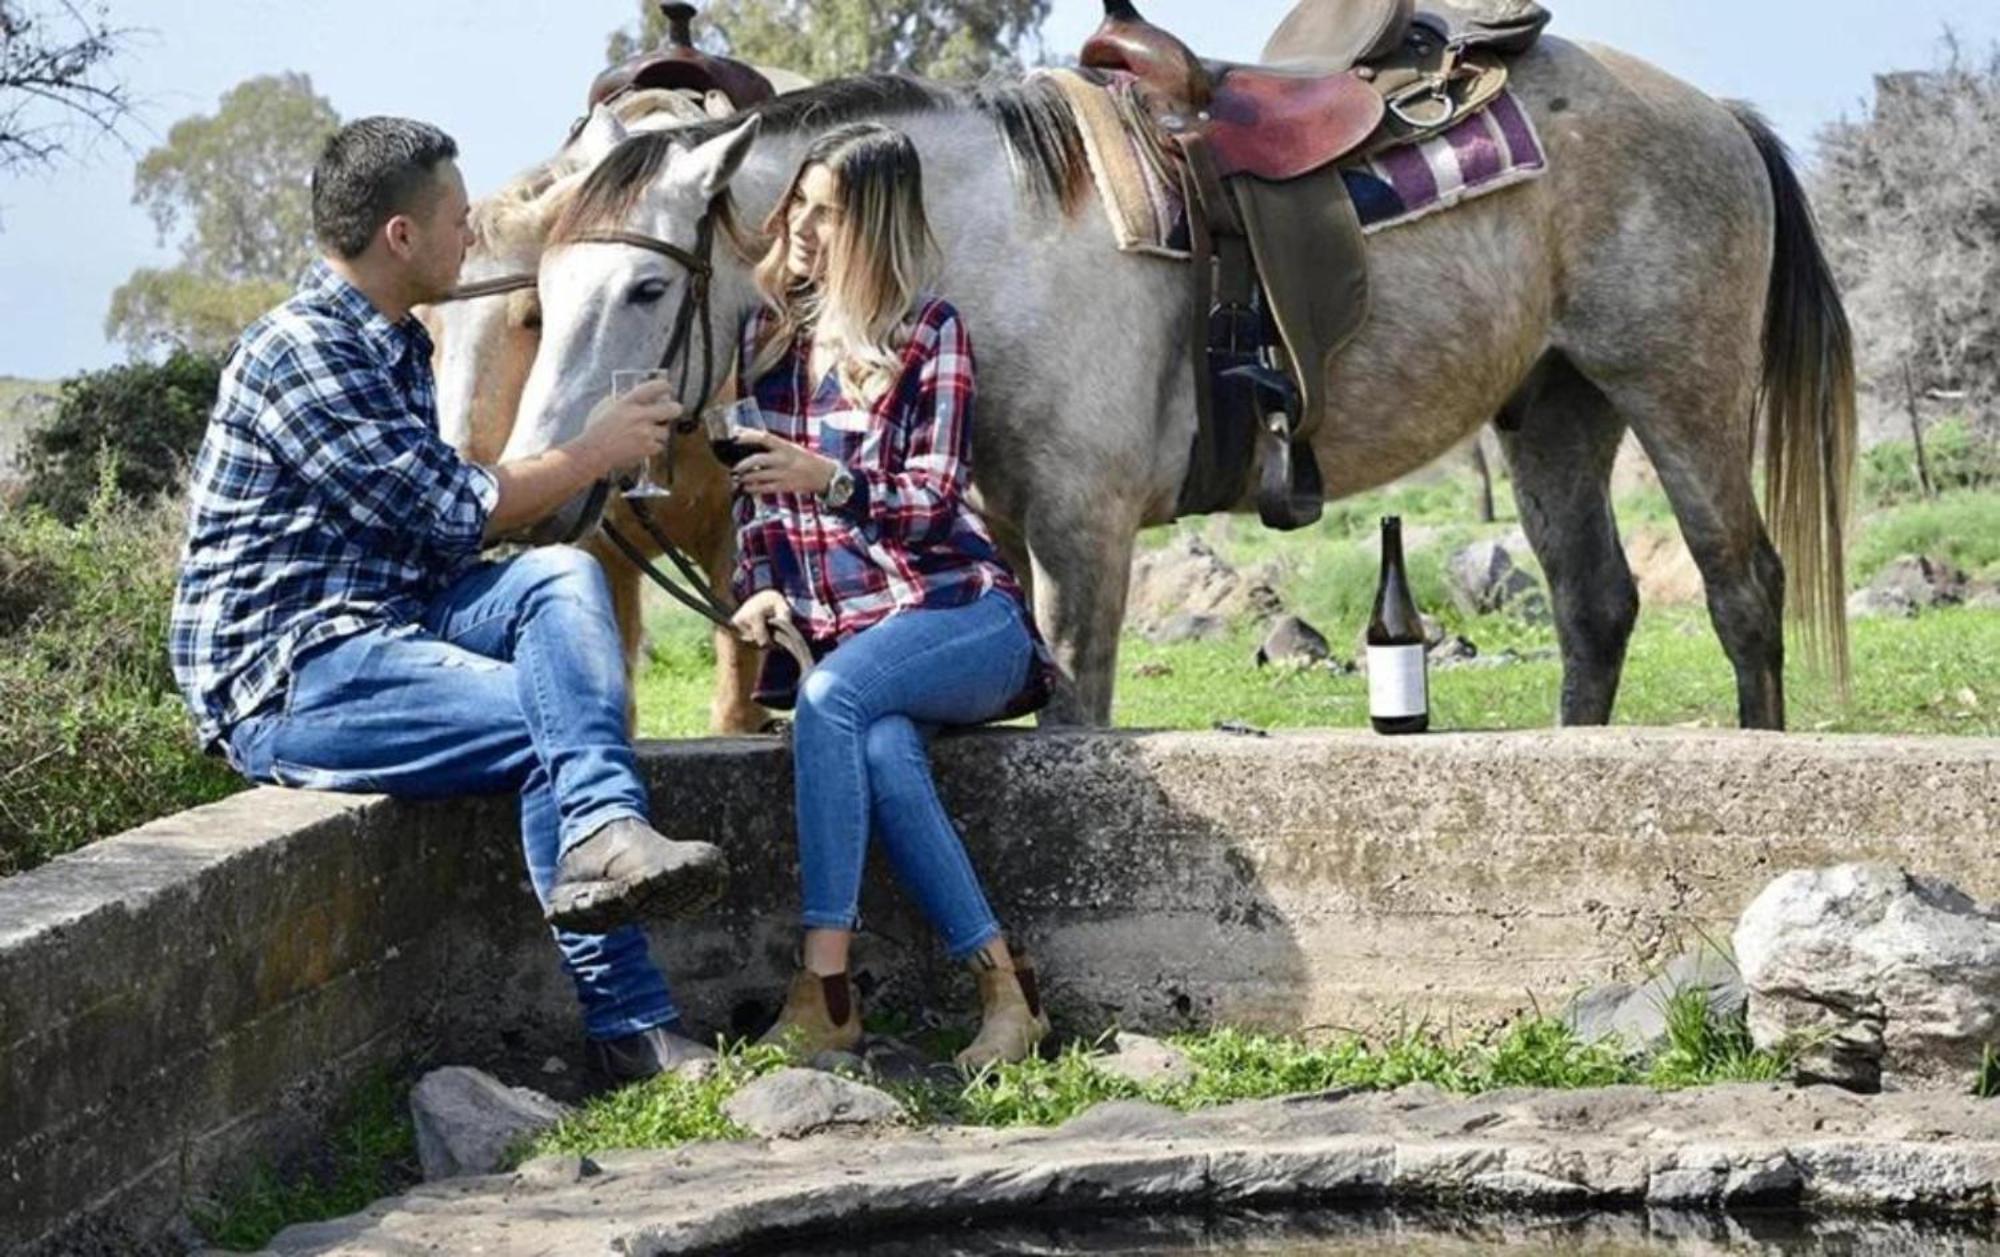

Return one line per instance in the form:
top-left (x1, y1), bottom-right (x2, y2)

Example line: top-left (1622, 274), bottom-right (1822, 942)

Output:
top-left (482, 382), bottom-right (684, 540)
top-left (731, 589), bottom-right (790, 647)
top-left (573, 380), bottom-right (683, 478)
top-left (732, 428), bottom-right (838, 497)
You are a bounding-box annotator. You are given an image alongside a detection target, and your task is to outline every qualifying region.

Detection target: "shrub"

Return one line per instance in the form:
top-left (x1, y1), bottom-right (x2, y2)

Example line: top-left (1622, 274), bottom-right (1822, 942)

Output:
top-left (1860, 418), bottom-right (2000, 507)
top-left (0, 468), bottom-right (241, 876)
top-left (19, 350), bottom-right (221, 522)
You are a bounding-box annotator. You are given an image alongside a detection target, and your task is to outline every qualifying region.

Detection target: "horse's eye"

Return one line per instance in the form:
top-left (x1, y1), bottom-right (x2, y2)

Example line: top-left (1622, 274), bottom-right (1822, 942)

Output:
top-left (519, 303), bottom-right (542, 331)
top-left (629, 277), bottom-right (670, 305)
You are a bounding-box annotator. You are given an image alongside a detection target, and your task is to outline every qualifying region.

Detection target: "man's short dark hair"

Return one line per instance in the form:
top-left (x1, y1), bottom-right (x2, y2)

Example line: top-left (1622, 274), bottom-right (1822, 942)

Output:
top-left (311, 117), bottom-right (459, 259)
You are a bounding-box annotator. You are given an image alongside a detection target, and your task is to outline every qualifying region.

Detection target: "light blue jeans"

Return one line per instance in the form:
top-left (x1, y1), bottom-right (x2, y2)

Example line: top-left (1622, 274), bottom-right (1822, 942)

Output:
top-left (225, 546), bottom-right (678, 1040)
top-left (792, 590), bottom-right (1034, 958)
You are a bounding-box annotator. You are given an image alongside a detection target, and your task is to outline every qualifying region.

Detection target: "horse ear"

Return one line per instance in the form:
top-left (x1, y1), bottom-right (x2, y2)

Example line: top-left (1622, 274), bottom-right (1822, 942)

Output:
top-left (687, 115), bottom-right (762, 201)
top-left (570, 104), bottom-right (630, 167)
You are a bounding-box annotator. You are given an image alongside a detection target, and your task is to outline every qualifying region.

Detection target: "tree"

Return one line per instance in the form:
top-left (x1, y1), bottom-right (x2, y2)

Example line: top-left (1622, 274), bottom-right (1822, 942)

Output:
top-left (104, 72), bottom-right (339, 356)
top-left (1813, 36), bottom-right (2000, 434)
top-left (0, 0), bottom-right (135, 176)
top-left (607, 0), bottom-right (1050, 82)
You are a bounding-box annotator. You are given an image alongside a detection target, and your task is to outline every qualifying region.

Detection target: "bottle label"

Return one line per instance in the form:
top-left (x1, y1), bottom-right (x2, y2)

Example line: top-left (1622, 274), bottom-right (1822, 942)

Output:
top-left (1368, 644), bottom-right (1429, 718)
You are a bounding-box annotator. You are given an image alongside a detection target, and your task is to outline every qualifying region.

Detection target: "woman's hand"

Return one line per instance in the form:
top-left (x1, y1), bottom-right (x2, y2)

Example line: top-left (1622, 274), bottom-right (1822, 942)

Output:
top-left (731, 428), bottom-right (839, 497)
top-left (731, 589), bottom-right (792, 647)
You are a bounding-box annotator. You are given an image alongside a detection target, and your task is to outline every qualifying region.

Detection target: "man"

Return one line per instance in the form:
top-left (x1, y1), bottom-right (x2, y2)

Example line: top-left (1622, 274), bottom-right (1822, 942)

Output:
top-left (169, 117), bottom-right (723, 1082)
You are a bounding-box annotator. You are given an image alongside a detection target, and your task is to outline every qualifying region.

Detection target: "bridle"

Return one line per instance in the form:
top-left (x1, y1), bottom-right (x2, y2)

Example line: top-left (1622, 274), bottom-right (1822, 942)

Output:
top-left (435, 208), bottom-right (816, 677)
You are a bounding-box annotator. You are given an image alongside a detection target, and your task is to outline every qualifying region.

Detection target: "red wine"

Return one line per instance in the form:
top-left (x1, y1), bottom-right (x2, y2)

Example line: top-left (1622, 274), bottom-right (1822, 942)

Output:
top-left (710, 437), bottom-right (758, 468)
top-left (1367, 516), bottom-right (1430, 735)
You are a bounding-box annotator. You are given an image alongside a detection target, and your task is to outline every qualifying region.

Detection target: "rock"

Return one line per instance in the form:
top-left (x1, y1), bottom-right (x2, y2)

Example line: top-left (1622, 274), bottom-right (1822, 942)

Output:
top-left (1444, 539), bottom-right (1549, 622)
top-left (1734, 863), bottom-right (2000, 1092)
top-left (1874, 554), bottom-right (1968, 607)
top-left (1097, 1031), bottom-right (1197, 1088)
top-left (1127, 534), bottom-right (1284, 637)
top-left (722, 1067), bottom-right (905, 1139)
top-left (1849, 555), bottom-right (1968, 618)
top-left (1966, 582), bottom-right (2000, 611)
top-left (862, 1036), bottom-right (952, 1088)
top-left (1427, 634), bottom-right (1479, 668)
top-left (1133, 661), bottom-right (1175, 679)
top-left (509, 1153), bottom-right (599, 1190)
top-left (1847, 586), bottom-right (1917, 619)
top-left (540, 1056), bottom-right (567, 1076)
top-left (1254, 615), bottom-right (1331, 668)
top-left (1148, 612), bottom-right (1229, 645)
top-left (806, 1049), bottom-right (869, 1078)
top-left (1567, 947), bottom-right (1745, 1055)
top-left (408, 1067), bottom-right (570, 1182)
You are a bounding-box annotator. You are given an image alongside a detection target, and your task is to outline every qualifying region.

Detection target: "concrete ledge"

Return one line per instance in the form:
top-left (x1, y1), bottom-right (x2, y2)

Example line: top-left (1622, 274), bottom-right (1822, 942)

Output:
top-left (1, 729), bottom-right (1995, 1250)
top-left (262, 1083), bottom-right (2000, 1254)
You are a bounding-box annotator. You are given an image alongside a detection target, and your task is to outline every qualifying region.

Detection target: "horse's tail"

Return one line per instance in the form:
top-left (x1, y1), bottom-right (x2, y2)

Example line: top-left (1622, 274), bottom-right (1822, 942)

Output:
top-left (1729, 101), bottom-right (1857, 695)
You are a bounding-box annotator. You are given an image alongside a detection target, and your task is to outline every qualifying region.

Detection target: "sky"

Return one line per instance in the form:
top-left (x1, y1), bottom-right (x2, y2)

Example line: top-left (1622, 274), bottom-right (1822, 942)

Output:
top-left (1, 0), bottom-right (1995, 380)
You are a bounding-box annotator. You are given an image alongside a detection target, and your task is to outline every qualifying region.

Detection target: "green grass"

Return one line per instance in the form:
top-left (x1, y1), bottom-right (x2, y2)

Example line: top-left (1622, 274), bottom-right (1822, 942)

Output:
top-left (519, 999), bottom-right (1798, 1163)
top-left (633, 481), bottom-right (2000, 741)
top-left (193, 1071), bottom-right (418, 1252)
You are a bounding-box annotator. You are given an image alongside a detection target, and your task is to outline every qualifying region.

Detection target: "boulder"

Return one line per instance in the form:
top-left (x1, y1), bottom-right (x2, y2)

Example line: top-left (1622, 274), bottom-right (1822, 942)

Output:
top-left (409, 1067), bottom-right (570, 1182)
top-left (1565, 947), bottom-right (1746, 1055)
top-left (1848, 555), bottom-right (1969, 618)
top-left (1097, 1031), bottom-right (1197, 1088)
top-left (1733, 864), bottom-right (2000, 1092)
top-left (1127, 534), bottom-right (1283, 637)
top-left (1149, 612), bottom-right (1229, 645)
top-left (1254, 615), bottom-right (1331, 668)
top-left (722, 1067), bottom-right (905, 1139)
top-left (1444, 539), bottom-right (1549, 622)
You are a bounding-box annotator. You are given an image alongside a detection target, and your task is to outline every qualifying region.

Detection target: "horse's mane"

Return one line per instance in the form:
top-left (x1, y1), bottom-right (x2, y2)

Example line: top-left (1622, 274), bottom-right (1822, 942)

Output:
top-left (550, 72), bottom-right (1094, 244)
top-left (469, 88), bottom-right (717, 255)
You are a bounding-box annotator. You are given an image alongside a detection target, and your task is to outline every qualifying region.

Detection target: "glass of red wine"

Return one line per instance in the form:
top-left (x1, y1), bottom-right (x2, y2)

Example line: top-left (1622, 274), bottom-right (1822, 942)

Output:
top-left (705, 395), bottom-right (762, 471)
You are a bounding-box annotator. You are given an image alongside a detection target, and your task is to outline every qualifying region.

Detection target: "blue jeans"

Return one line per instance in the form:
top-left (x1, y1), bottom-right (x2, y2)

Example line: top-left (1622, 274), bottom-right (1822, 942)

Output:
top-left (793, 590), bottom-right (1033, 959)
top-left (225, 546), bottom-right (678, 1040)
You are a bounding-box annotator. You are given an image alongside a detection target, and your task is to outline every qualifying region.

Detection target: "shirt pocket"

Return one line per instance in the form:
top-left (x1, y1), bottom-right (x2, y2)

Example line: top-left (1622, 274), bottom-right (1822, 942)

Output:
top-left (814, 408), bottom-right (879, 468)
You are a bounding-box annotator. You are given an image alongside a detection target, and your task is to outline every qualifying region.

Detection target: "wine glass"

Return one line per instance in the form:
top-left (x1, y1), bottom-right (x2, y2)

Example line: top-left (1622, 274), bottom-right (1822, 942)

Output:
top-left (703, 394), bottom-right (763, 471)
top-left (611, 368), bottom-right (675, 499)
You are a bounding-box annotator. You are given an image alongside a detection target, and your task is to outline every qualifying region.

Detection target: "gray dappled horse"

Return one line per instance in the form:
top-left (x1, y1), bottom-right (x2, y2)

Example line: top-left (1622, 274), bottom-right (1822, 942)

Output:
top-left (506, 37), bottom-right (1855, 731)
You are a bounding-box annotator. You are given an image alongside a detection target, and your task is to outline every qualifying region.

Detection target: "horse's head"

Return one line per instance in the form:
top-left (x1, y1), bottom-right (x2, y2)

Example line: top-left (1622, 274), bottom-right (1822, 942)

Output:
top-left (421, 106), bottom-right (637, 465)
top-left (504, 116), bottom-right (763, 467)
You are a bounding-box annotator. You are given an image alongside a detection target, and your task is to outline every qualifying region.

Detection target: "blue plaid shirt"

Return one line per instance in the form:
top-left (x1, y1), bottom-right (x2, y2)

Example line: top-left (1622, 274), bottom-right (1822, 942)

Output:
top-left (170, 260), bottom-right (500, 751)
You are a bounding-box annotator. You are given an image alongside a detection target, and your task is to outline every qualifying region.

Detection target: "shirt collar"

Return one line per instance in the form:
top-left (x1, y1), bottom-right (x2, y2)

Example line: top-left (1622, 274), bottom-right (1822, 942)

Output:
top-left (298, 258), bottom-right (433, 368)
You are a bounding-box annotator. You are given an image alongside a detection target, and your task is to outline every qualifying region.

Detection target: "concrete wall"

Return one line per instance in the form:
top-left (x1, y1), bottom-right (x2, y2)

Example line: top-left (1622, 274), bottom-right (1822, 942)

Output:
top-left (1, 729), bottom-right (1994, 1250)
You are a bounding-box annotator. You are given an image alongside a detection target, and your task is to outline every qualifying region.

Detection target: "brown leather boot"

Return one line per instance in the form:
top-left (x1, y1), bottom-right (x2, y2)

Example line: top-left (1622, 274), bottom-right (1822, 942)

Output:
top-left (757, 969), bottom-right (862, 1058)
top-left (955, 950), bottom-right (1051, 1072)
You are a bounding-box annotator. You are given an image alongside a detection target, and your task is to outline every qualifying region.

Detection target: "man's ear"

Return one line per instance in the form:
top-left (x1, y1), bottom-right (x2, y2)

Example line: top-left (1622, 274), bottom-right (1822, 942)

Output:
top-left (383, 214), bottom-right (416, 259)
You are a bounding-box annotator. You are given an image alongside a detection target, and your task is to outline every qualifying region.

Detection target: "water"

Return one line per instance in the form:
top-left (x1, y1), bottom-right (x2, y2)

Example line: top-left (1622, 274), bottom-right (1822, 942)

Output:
top-left (773, 1205), bottom-right (2000, 1256)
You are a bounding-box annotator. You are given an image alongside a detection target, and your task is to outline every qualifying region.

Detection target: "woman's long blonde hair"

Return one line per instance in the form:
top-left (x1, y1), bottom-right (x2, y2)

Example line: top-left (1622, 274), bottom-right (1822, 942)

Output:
top-left (749, 123), bottom-right (941, 403)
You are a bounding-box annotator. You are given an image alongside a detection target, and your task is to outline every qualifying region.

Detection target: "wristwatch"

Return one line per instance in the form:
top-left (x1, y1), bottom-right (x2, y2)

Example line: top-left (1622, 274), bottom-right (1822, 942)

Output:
top-left (820, 464), bottom-right (855, 509)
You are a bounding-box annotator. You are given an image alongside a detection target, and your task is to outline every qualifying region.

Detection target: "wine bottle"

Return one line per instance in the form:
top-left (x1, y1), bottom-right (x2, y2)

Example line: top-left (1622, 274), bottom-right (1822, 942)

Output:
top-left (1367, 516), bottom-right (1430, 735)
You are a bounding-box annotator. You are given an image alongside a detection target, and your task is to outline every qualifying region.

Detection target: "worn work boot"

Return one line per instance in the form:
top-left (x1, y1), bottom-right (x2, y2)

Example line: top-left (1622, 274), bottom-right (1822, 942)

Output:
top-left (586, 1021), bottom-right (718, 1084)
top-left (545, 818), bottom-right (728, 934)
top-left (757, 969), bottom-right (862, 1058)
top-left (955, 950), bottom-right (1051, 1073)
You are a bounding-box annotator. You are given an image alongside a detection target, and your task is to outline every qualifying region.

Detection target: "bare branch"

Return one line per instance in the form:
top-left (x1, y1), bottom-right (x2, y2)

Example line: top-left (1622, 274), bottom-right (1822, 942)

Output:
top-left (0, 0), bottom-right (138, 174)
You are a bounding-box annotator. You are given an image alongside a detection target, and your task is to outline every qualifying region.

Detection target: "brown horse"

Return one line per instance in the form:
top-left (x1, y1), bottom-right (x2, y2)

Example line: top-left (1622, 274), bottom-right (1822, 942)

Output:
top-left (513, 36), bottom-right (1856, 732)
top-left (419, 92), bottom-right (771, 734)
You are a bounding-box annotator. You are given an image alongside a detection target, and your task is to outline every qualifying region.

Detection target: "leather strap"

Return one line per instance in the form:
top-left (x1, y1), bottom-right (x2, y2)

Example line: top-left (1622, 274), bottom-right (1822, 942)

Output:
top-left (435, 273), bottom-right (538, 304)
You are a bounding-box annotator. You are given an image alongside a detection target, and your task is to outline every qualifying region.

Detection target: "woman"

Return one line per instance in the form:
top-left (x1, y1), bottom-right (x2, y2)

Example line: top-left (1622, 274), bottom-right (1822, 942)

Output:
top-left (724, 122), bottom-right (1055, 1071)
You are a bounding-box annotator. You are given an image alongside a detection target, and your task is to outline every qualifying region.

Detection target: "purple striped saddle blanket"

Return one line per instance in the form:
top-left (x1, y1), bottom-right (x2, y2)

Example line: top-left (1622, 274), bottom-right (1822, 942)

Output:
top-left (1050, 71), bottom-right (1548, 255)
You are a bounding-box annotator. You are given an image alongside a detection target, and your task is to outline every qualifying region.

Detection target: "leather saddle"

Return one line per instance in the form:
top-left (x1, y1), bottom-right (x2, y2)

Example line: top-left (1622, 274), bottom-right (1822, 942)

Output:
top-left (1078, 0), bottom-right (1547, 527)
top-left (588, 1), bottom-right (777, 110)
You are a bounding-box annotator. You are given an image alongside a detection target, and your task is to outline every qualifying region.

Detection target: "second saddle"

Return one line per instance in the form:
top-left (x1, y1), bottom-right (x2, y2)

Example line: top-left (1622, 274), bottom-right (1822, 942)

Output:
top-left (1078, 0), bottom-right (1548, 527)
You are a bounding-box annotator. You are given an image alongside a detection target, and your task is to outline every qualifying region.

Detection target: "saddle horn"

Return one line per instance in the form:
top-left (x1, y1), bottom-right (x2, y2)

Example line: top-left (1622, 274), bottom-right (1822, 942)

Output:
top-left (1082, 0), bottom-right (1211, 110)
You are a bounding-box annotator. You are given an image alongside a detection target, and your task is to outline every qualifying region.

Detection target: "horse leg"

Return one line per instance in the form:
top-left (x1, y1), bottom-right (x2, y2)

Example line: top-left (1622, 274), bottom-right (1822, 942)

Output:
top-left (584, 536), bottom-right (648, 735)
top-left (1586, 373), bottom-right (1786, 730)
top-left (1024, 498), bottom-right (1140, 726)
top-left (700, 538), bottom-right (767, 735)
top-left (1496, 357), bottom-right (1639, 725)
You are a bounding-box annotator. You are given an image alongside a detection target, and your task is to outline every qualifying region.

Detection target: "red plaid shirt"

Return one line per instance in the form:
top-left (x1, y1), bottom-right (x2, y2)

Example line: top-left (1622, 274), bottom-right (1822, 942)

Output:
top-left (730, 297), bottom-right (1051, 711)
